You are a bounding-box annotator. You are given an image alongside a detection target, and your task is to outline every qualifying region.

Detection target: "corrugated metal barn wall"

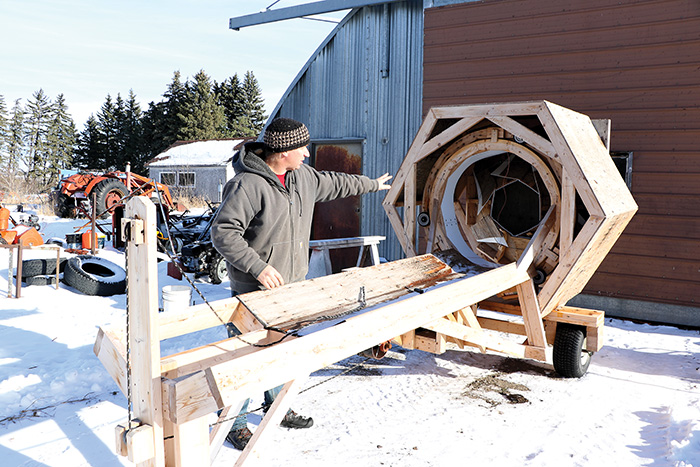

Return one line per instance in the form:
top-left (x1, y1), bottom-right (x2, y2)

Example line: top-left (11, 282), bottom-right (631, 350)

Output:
top-left (422, 0), bottom-right (700, 324)
top-left (271, 0), bottom-right (425, 262)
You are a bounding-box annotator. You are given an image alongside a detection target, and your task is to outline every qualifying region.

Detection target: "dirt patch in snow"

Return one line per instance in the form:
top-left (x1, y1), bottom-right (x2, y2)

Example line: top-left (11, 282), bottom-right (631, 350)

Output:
top-left (462, 372), bottom-right (531, 407)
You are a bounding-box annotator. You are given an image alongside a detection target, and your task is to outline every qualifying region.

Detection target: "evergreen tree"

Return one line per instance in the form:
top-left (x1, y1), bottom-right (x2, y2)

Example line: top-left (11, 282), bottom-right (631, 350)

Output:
top-left (0, 95), bottom-right (8, 163)
top-left (74, 115), bottom-right (102, 169)
top-left (180, 70), bottom-right (227, 141)
top-left (214, 74), bottom-right (243, 135)
top-left (236, 70), bottom-right (267, 136)
top-left (24, 89), bottom-right (53, 185)
top-left (5, 99), bottom-right (25, 175)
top-left (97, 94), bottom-right (120, 171)
top-left (123, 90), bottom-right (148, 174)
top-left (44, 94), bottom-right (76, 187)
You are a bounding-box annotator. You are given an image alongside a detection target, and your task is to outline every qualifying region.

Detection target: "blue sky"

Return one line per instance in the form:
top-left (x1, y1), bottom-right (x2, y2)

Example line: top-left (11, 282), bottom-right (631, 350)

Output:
top-left (0, 1), bottom-right (346, 127)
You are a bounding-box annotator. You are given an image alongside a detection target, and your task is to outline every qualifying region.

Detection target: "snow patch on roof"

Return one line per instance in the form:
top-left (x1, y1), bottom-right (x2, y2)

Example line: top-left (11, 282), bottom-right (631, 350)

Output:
top-left (148, 139), bottom-right (245, 167)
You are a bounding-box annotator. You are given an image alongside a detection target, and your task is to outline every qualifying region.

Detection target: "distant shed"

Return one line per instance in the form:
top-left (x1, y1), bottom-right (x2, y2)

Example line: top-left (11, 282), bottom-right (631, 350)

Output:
top-left (147, 139), bottom-right (247, 202)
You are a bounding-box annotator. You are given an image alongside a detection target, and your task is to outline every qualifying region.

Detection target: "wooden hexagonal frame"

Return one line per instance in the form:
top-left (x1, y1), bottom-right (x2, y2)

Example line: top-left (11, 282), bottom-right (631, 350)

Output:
top-left (383, 101), bottom-right (638, 314)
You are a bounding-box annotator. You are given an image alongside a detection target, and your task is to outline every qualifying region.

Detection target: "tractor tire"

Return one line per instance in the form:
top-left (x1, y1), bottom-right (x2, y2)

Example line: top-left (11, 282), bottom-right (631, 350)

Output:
top-left (52, 192), bottom-right (73, 218)
top-left (21, 258), bottom-right (67, 278)
top-left (63, 256), bottom-right (126, 296)
top-left (208, 253), bottom-right (227, 284)
top-left (93, 179), bottom-right (128, 218)
top-left (25, 274), bottom-right (57, 286)
top-left (553, 323), bottom-right (592, 378)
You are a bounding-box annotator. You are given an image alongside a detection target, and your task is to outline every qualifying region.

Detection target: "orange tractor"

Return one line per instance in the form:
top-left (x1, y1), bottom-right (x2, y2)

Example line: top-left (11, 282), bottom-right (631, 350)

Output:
top-left (52, 171), bottom-right (174, 218)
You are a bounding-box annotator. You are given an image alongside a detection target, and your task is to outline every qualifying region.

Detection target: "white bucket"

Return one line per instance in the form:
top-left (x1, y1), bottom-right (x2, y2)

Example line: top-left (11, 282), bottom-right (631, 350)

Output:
top-left (162, 285), bottom-right (192, 312)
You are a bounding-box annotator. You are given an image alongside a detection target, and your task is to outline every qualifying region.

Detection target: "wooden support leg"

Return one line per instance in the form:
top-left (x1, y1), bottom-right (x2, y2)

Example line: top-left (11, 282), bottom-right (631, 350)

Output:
top-left (516, 280), bottom-right (548, 350)
top-left (234, 377), bottom-right (307, 467)
top-left (171, 416), bottom-right (210, 467)
top-left (208, 398), bottom-right (246, 464)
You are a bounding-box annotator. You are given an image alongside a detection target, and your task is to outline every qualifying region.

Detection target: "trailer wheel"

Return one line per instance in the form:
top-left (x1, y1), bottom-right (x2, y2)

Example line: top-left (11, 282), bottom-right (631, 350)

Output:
top-left (553, 323), bottom-right (592, 378)
top-left (93, 179), bottom-right (128, 218)
top-left (63, 256), bottom-right (126, 296)
top-left (208, 253), bottom-right (227, 284)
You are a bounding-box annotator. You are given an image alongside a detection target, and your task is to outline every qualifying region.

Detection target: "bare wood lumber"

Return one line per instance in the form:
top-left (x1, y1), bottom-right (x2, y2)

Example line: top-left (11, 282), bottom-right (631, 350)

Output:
top-left (160, 330), bottom-right (293, 379)
top-left (125, 197), bottom-right (165, 467)
top-left (158, 299), bottom-right (261, 341)
top-left (516, 280), bottom-right (547, 348)
top-left (172, 416), bottom-right (209, 467)
top-left (431, 101), bottom-right (545, 119)
top-left (237, 254), bottom-right (460, 332)
top-left (485, 115), bottom-right (558, 160)
top-left (94, 327), bottom-right (127, 394)
top-left (163, 261), bottom-right (532, 423)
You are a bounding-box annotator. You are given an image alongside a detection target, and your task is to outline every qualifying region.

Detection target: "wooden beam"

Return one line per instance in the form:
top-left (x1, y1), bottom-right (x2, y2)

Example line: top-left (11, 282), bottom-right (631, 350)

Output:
top-left (160, 330), bottom-right (294, 379)
top-left (125, 197), bottom-right (165, 467)
top-left (431, 101), bottom-right (545, 119)
top-left (516, 280), bottom-right (547, 348)
top-left (94, 326), bottom-right (127, 395)
top-left (485, 115), bottom-right (558, 160)
top-left (164, 261), bottom-right (532, 423)
top-left (560, 169), bottom-right (576, 254)
top-left (416, 116), bottom-right (484, 161)
top-left (159, 299), bottom-right (262, 341)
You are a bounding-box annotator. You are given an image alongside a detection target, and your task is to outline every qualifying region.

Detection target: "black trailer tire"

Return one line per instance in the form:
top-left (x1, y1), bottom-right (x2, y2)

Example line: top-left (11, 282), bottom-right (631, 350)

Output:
top-left (553, 323), bottom-right (592, 378)
top-left (25, 274), bottom-right (57, 286)
top-left (208, 253), bottom-right (227, 284)
top-left (93, 179), bottom-right (128, 218)
top-left (63, 256), bottom-right (126, 296)
top-left (21, 258), bottom-right (67, 278)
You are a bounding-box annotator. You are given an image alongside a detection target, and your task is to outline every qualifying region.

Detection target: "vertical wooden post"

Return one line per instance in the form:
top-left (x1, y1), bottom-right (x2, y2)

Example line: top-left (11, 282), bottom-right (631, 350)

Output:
top-left (125, 197), bottom-right (165, 467)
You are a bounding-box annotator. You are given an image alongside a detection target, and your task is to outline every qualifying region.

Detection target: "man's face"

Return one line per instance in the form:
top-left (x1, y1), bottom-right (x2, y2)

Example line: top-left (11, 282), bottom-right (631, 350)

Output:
top-left (285, 145), bottom-right (309, 171)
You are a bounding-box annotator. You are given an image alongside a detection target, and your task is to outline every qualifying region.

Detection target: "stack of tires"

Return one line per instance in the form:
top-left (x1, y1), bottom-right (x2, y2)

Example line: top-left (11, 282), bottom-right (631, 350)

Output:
top-left (22, 256), bottom-right (126, 296)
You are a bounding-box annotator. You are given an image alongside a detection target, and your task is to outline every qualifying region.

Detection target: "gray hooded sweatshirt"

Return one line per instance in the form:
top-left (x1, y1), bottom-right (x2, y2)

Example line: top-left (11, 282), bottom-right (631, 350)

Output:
top-left (211, 142), bottom-right (379, 293)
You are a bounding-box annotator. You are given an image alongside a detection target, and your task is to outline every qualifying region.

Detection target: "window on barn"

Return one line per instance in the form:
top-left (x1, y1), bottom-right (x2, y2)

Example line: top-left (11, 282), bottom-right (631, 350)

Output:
top-left (611, 152), bottom-right (633, 189)
top-left (178, 172), bottom-right (195, 187)
top-left (160, 172), bottom-right (176, 185)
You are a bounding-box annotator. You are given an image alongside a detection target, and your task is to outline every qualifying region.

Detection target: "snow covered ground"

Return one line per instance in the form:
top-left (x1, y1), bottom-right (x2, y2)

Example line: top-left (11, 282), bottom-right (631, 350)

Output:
top-left (1, 210), bottom-right (699, 467)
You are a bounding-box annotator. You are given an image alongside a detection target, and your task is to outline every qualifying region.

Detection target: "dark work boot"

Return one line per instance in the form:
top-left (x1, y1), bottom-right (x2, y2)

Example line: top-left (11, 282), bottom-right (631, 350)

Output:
top-left (280, 410), bottom-right (314, 429)
top-left (226, 426), bottom-right (253, 450)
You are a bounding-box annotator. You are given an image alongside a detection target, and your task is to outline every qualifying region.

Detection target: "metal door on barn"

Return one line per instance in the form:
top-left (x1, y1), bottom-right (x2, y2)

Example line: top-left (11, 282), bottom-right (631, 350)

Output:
top-left (310, 140), bottom-right (364, 273)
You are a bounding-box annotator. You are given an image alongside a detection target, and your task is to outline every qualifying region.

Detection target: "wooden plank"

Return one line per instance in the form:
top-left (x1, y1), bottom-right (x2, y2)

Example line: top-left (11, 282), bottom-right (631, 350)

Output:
top-left (381, 201), bottom-right (414, 256)
top-left (160, 330), bottom-right (293, 379)
top-left (238, 255), bottom-right (460, 332)
top-left (544, 306), bottom-right (604, 328)
top-left (560, 169), bottom-right (576, 254)
top-left (158, 299), bottom-right (263, 341)
top-left (125, 197), bottom-right (165, 467)
top-left (94, 327), bottom-right (127, 395)
top-left (172, 417), bottom-right (209, 467)
top-left (486, 115), bottom-right (558, 160)
top-left (516, 280), bottom-right (547, 347)
top-left (166, 262), bottom-right (532, 422)
top-left (476, 317), bottom-right (526, 336)
top-left (431, 101), bottom-right (545, 119)
top-left (404, 165), bottom-right (417, 253)
top-left (416, 115), bottom-right (484, 160)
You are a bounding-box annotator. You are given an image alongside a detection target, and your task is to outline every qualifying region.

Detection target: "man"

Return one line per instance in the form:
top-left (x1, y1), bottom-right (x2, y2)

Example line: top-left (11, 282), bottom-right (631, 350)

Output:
top-left (211, 117), bottom-right (391, 450)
